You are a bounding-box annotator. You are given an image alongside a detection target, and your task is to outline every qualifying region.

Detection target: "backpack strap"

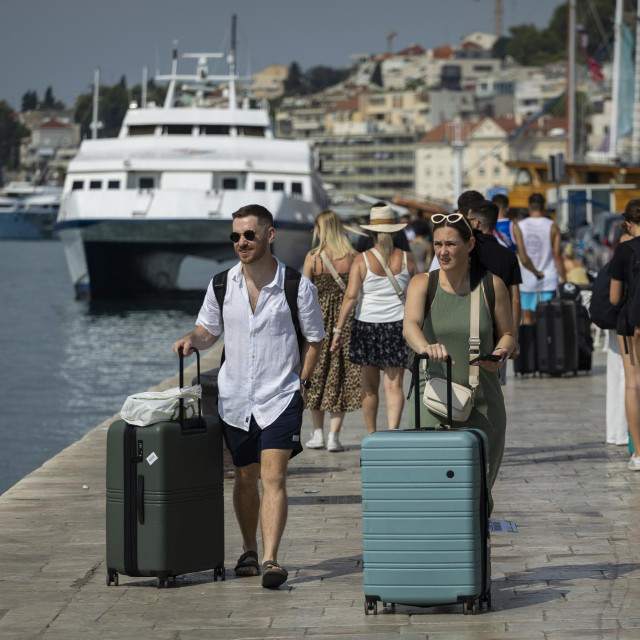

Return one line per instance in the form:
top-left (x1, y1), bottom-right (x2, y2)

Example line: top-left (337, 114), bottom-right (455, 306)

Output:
top-left (284, 265), bottom-right (304, 356)
top-left (212, 269), bottom-right (230, 365)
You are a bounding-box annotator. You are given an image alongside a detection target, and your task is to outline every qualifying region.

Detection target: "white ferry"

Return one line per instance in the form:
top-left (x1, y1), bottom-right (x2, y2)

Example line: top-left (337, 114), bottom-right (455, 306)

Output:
top-left (57, 25), bottom-right (327, 297)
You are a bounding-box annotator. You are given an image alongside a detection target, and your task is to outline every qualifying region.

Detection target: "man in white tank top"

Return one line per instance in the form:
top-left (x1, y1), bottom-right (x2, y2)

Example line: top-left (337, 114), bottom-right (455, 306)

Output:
top-left (518, 193), bottom-right (566, 323)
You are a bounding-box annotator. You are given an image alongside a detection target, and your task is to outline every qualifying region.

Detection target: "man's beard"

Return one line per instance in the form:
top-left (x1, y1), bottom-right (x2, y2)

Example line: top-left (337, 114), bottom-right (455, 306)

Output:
top-left (235, 241), bottom-right (268, 263)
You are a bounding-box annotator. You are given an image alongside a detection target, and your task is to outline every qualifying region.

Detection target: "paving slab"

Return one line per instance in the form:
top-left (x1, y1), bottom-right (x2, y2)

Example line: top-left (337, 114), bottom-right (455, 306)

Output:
top-left (1, 347), bottom-right (639, 639)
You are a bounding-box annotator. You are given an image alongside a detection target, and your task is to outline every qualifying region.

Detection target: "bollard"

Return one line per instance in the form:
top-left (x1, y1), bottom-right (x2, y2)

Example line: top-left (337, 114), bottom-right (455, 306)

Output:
top-left (193, 368), bottom-right (235, 478)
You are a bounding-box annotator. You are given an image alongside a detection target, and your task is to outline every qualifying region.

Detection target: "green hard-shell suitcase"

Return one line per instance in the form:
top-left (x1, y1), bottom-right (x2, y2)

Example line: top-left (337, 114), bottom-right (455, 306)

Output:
top-left (106, 348), bottom-right (224, 588)
top-left (361, 354), bottom-right (491, 614)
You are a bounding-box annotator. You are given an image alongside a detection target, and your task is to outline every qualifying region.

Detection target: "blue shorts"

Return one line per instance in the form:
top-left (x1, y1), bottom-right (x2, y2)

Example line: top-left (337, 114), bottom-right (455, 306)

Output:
top-left (222, 392), bottom-right (304, 468)
top-left (520, 290), bottom-right (554, 312)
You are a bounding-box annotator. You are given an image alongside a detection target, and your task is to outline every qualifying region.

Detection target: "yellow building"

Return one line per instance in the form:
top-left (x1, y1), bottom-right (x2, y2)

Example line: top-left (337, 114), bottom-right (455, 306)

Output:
top-left (250, 64), bottom-right (289, 100)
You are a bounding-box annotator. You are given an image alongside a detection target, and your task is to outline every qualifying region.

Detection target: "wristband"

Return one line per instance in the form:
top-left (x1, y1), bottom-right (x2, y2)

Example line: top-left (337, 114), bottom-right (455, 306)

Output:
top-left (332, 327), bottom-right (343, 334)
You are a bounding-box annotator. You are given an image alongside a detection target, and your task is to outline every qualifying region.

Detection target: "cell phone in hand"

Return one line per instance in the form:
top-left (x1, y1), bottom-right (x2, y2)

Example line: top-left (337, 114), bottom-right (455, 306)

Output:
top-left (469, 353), bottom-right (503, 365)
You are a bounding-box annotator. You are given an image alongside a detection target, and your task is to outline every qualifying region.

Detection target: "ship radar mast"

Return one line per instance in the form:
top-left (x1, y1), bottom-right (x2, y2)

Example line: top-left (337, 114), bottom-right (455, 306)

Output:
top-left (156, 15), bottom-right (246, 110)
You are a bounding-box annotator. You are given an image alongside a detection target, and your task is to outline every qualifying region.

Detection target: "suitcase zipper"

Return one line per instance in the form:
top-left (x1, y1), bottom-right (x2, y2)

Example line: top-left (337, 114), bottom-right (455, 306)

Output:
top-left (123, 426), bottom-right (142, 577)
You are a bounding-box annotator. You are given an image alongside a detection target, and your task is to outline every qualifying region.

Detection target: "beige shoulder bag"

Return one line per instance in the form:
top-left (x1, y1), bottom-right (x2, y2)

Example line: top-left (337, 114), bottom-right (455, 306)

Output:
top-left (319, 251), bottom-right (346, 291)
top-left (369, 248), bottom-right (406, 304)
top-left (422, 283), bottom-right (482, 423)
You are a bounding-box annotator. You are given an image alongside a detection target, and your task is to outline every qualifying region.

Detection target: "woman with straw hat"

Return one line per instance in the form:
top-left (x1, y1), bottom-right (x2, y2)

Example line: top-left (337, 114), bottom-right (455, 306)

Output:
top-left (301, 210), bottom-right (362, 452)
top-left (331, 204), bottom-right (418, 433)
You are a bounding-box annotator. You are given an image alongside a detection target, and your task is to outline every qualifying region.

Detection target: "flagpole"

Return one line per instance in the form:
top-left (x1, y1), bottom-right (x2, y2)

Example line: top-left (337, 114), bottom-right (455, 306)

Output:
top-left (610, 0), bottom-right (624, 160)
top-left (567, 0), bottom-right (576, 163)
top-left (632, 0), bottom-right (640, 164)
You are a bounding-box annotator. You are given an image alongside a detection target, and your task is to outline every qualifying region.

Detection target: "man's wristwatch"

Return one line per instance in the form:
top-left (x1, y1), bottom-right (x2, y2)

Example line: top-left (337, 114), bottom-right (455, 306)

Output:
top-left (300, 378), bottom-right (311, 390)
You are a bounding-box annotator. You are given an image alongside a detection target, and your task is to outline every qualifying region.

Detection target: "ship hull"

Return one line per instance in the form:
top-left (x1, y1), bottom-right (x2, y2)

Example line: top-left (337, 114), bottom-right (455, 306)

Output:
top-left (57, 219), bottom-right (313, 298)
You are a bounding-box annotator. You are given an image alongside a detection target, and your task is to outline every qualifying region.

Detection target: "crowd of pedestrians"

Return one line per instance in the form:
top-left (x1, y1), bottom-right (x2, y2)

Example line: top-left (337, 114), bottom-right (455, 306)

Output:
top-left (171, 190), bottom-right (640, 590)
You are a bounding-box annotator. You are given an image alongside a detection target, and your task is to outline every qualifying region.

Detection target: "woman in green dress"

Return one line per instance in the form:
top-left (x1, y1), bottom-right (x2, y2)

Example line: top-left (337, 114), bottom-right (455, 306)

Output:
top-left (403, 213), bottom-right (516, 493)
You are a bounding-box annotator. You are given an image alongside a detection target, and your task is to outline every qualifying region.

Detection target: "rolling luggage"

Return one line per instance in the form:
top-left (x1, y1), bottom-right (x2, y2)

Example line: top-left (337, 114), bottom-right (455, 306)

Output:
top-left (513, 323), bottom-right (537, 375)
top-left (535, 299), bottom-right (579, 376)
top-left (361, 354), bottom-right (491, 615)
top-left (559, 283), bottom-right (593, 371)
top-left (106, 348), bottom-right (225, 588)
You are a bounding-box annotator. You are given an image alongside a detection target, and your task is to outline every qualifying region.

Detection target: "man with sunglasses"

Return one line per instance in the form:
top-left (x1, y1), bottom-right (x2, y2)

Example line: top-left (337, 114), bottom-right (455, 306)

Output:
top-left (172, 204), bottom-right (325, 589)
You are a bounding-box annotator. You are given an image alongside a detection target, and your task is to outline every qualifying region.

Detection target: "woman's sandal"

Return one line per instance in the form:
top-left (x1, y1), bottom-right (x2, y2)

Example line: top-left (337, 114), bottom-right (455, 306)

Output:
top-left (261, 560), bottom-right (288, 589)
top-left (234, 550), bottom-right (260, 577)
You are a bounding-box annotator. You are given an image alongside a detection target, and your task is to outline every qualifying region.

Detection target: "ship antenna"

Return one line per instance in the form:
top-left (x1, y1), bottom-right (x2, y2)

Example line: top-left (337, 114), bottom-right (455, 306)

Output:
top-left (228, 15), bottom-right (237, 112)
top-left (164, 40), bottom-right (179, 108)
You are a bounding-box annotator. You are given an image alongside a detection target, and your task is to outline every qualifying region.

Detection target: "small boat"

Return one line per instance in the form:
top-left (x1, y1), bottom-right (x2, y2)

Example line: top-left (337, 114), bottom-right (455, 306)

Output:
top-left (0, 183), bottom-right (62, 240)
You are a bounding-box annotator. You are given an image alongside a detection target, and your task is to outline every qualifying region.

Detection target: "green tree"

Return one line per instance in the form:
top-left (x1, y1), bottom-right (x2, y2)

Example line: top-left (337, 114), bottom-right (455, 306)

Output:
top-left (306, 66), bottom-right (349, 93)
top-left (42, 86), bottom-right (55, 109)
top-left (284, 61), bottom-right (303, 94)
top-left (20, 90), bottom-right (38, 112)
top-left (370, 61), bottom-right (383, 87)
top-left (0, 101), bottom-right (30, 171)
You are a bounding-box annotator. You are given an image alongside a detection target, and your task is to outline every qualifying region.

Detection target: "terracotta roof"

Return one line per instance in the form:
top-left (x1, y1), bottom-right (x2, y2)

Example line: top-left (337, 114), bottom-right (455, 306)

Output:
top-left (420, 120), bottom-right (474, 143)
top-left (460, 41), bottom-right (483, 50)
top-left (396, 44), bottom-right (426, 57)
top-left (39, 119), bottom-right (72, 130)
top-left (328, 95), bottom-right (360, 112)
top-left (432, 45), bottom-right (453, 59)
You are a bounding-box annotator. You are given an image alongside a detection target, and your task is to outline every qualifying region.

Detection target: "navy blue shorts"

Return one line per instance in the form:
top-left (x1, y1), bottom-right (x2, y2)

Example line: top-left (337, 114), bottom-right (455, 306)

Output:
top-left (222, 392), bottom-right (304, 468)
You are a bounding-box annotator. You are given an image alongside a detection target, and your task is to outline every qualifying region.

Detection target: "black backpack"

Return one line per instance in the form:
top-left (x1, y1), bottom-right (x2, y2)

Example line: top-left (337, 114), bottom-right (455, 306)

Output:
top-left (589, 261), bottom-right (619, 330)
top-left (212, 265), bottom-right (303, 365)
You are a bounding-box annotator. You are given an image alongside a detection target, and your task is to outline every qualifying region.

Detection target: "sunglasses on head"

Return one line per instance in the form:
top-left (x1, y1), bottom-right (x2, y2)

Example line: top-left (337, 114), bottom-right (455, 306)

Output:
top-left (431, 212), bottom-right (473, 230)
top-left (229, 230), bottom-right (257, 243)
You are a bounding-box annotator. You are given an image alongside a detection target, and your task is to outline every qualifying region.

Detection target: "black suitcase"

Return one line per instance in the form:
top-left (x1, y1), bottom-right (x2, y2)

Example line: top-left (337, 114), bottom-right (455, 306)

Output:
top-left (106, 348), bottom-right (225, 588)
top-left (558, 284), bottom-right (593, 372)
top-left (535, 299), bottom-right (579, 376)
top-left (513, 323), bottom-right (537, 375)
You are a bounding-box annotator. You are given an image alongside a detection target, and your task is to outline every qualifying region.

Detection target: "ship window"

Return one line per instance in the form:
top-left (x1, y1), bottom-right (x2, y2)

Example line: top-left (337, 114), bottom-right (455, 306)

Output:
top-left (139, 177), bottom-right (155, 189)
top-left (202, 125), bottom-right (230, 135)
top-left (223, 178), bottom-right (238, 190)
top-left (129, 125), bottom-right (156, 136)
top-left (239, 126), bottom-right (265, 137)
top-left (254, 181), bottom-right (266, 191)
top-left (291, 182), bottom-right (303, 195)
top-left (108, 180), bottom-right (120, 189)
top-left (273, 182), bottom-right (285, 191)
top-left (72, 180), bottom-right (84, 190)
top-left (90, 180), bottom-right (102, 190)
top-left (163, 125), bottom-right (193, 135)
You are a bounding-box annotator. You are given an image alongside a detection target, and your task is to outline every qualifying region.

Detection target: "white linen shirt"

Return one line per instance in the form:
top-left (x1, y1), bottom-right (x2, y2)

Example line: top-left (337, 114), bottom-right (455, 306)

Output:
top-left (196, 259), bottom-right (325, 431)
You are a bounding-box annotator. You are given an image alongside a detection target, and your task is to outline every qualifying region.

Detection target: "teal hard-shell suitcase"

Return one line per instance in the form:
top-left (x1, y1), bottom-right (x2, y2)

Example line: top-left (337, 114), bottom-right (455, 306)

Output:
top-left (361, 355), bottom-right (491, 614)
top-left (106, 348), bottom-right (225, 588)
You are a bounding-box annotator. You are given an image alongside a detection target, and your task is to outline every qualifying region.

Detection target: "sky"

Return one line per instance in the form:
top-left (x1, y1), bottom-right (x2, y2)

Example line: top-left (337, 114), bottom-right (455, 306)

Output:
top-left (0, 0), bottom-right (567, 110)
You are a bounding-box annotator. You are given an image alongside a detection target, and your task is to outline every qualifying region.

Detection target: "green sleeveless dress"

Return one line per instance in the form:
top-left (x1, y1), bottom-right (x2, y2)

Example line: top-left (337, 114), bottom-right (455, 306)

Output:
top-left (408, 279), bottom-right (507, 491)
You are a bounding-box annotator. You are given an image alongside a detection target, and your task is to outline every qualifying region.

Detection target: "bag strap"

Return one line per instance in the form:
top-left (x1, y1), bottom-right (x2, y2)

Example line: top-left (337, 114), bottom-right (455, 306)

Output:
top-left (468, 283), bottom-right (481, 400)
top-left (319, 250), bottom-right (346, 290)
top-left (284, 265), bottom-right (305, 359)
top-left (369, 248), bottom-right (405, 304)
top-left (212, 269), bottom-right (230, 366)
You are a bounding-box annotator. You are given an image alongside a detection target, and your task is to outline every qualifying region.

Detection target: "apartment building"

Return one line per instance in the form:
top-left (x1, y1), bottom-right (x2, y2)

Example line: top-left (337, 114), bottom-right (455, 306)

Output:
top-left (316, 133), bottom-right (417, 202)
top-left (416, 116), bottom-right (566, 203)
top-left (250, 64), bottom-right (289, 100)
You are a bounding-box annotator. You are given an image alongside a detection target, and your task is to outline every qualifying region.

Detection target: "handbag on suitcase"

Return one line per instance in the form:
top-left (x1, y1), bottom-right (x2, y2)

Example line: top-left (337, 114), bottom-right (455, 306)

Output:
top-left (535, 299), bottom-right (579, 376)
top-left (106, 348), bottom-right (225, 588)
top-left (361, 354), bottom-right (491, 615)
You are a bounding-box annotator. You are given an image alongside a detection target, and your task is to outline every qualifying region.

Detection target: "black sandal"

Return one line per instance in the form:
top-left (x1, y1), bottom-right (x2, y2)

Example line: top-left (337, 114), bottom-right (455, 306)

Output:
top-left (261, 560), bottom-right (288, 589)
top-left (234, 550), bottom-right (260, 577)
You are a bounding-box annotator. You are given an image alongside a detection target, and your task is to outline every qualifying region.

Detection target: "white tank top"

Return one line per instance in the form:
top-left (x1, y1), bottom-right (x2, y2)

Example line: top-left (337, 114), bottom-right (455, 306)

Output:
top-left (356, 251), bottom-right (411, 323)
top-left (518, 216), bottom-right (558, 292)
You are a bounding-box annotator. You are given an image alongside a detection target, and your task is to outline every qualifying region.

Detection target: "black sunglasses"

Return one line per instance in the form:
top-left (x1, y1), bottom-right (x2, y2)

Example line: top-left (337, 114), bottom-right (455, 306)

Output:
top-left (229, 230), bottom-right (257, 243)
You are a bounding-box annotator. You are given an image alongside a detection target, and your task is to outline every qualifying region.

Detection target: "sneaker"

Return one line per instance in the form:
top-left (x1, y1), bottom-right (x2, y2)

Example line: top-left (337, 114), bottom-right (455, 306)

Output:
top-left (629, 455), bottom-right (640, 471)
top-left (327, 434), bottom-right (344, 452)
top-left (306, 429), bottom-right (325, 449)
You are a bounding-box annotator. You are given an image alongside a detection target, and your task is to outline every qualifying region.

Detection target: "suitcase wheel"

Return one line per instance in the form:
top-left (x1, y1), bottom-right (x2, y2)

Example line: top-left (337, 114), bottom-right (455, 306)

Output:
top-left (364, 599), bottom-right (378, 615)
top-left (462, 600), bottom-right (477, 615)
top-left (106, 570), bottom-right (118, 587)
top-left (214, 566), bottom-right (225, 582)
top-left (157, 576), bottom-right (176, 589)
top-left (382, 602), bottom-right (396, 613)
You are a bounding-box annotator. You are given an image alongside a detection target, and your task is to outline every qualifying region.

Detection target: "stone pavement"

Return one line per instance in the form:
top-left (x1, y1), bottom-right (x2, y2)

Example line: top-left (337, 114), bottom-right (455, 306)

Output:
top-left (1, 347), bottom-right (639, 640)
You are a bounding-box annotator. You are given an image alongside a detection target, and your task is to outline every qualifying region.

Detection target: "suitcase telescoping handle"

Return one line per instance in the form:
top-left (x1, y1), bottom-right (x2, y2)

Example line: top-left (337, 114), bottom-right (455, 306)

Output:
top-left (412, 353), bottom-right (453, 429)
top-left (178, 346), bottom-right (202, 429)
